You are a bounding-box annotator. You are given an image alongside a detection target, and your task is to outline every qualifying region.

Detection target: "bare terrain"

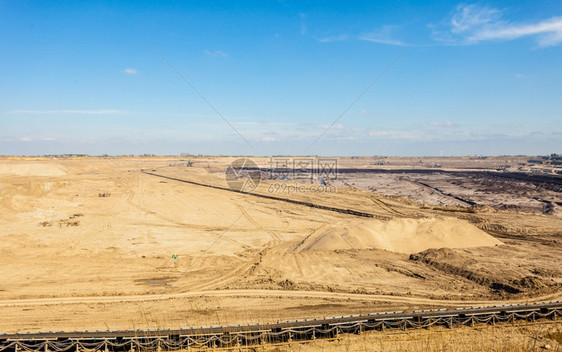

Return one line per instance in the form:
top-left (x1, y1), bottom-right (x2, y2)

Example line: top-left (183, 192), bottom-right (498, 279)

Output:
top-left (0, 156), bottom-right (560, 334)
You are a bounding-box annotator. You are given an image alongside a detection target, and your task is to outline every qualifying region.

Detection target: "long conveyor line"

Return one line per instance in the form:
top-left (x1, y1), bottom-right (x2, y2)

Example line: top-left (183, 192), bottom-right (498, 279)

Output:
top-left (142, 171), bottom-right (375, 218)
top-left (1, 301), bottom-right (560, 351)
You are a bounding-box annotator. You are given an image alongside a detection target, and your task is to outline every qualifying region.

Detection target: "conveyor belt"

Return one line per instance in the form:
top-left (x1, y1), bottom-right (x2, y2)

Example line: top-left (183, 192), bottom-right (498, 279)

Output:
top-left (1, 301), bottom-right (560, 351)
top-left (142, 171), bottom-right (374, 218)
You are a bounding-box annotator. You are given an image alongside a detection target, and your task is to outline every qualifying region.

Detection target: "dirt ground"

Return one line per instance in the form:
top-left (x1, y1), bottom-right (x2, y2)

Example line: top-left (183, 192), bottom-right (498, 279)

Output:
top-left (0, 156), bottom-right (560, 333)
top-left (332, 171), bottom-right (562, 217)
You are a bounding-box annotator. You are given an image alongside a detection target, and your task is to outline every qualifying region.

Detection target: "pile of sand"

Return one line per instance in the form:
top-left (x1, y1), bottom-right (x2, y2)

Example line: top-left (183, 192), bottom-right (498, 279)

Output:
top-left (295, 217), bottom-right (502, 254)
top-left (0, 163), bottom-right (67, 176)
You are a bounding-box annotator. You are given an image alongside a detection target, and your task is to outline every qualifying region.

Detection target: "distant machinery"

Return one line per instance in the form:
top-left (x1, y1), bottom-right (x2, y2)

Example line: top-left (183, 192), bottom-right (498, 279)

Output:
top-left (168, 159), bottom-right (208, 168)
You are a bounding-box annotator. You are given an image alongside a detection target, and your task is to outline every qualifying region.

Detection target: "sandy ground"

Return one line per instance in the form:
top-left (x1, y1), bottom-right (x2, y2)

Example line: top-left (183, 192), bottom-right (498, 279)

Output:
top-left (0, 156), bottom-right (560, 333)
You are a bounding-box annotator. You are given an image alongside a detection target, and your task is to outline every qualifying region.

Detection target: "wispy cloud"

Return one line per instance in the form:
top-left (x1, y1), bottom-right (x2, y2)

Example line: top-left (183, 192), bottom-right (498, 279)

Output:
top-left (124, 68), bottom-right (138, 74)
top-left (203, 49), bottom-right (228, 57)
top-left (451, 4), bottom-right (501, 33)
top-left (359, 109), bottom-right (375, 115)
top-left (11, 110), bottom-right (128, 114)
top-left (316, 34), bottom-right (348, 43)
top-left (469, 16), bottom-right (562, 47)
top-left (359, 25), bottom-right (405, 46)
top-left (321, 123), bottom-right (344, 129)
top-left (429, 120), bottom-right (454, 127)
top-left (368, 129), bottom-right (425, 140)
top-left (434, 4), bottom-right (562, 47)
top-left (299, 13), bottom-right (307, 35)
top-left (316, 26), bottom-right (404, 46)
top-left (367, 127), bottom-right (478, 141)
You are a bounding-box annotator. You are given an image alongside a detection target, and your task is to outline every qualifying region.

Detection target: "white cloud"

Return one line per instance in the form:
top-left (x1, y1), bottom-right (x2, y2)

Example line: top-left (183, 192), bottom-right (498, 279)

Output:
top-left (430, 120), bottom-right (454, 127)
top-left (317, 26), bottom-right (404, 46)
top-left (124, 68), bottom-right (138, 74)
top-left (204, 50), bottom-right (228, 57)
top-left (261, 136), bottom-right (277, 142)
top-left (43, 137), bottom-right (57, 141)
top-left (299, 13), bottom-right (307, 35)
top-left (317, 34), bottom-right (348, 43)
top-left (436, 4), bottom-right (562, 47)
top-left (469, 16), bottom-right (562, 47)
top-left (359, 109), bottom-right (377, 116)
top-left (368, 130), bottom-right (421, 139)
top-left (321, 123), bottom-right (344, 130)
top-left (20, 137), bottom-right (32, 142)
top-left (451, 4), bottom-right (501, 33)
top-left (11, 110), bottom-right (128, 114)
top-left (334, 135), bottom-right (358, 141)
top-left (367, 126), bottom-right (475, 141)
top-left (359, 25), bottom-right (405, 46)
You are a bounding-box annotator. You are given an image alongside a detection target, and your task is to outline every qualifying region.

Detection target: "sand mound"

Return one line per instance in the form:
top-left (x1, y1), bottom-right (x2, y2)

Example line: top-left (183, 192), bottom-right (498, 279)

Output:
top-left (0, 163), bottom-right (67, 176)
top-left (295, 217), bottom-right (502, 254)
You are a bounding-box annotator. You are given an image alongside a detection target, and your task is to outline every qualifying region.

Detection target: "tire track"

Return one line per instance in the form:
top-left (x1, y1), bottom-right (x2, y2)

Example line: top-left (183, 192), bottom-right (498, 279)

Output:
top-left (0, 289), bottom-right (560, 307)
top-left (236, 204), bottom-right (282, 242)
top-left (369, 196), bottom-right (405, 216)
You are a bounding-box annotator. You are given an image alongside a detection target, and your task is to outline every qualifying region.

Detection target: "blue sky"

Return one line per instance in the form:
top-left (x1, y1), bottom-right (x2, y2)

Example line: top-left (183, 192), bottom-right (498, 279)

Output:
top-left (1, 0), bottom-right (561, 156)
